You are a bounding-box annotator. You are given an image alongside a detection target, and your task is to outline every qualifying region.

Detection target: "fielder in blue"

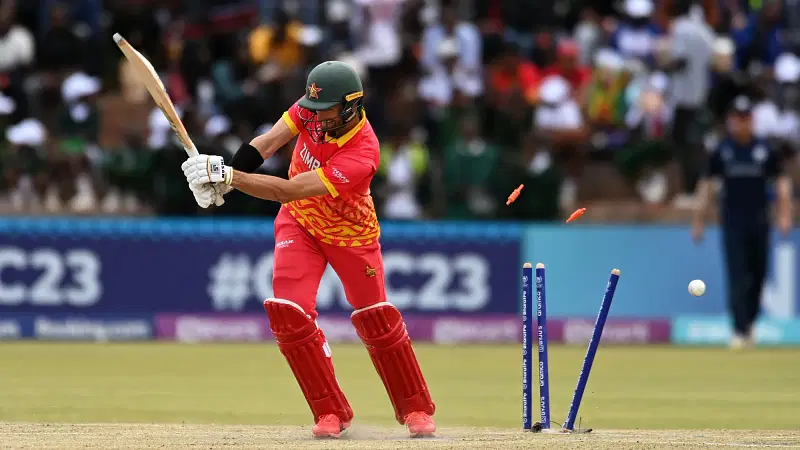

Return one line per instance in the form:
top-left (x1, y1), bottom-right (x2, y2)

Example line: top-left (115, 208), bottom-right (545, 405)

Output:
top-left (692, 95), bottom-right (793, 349)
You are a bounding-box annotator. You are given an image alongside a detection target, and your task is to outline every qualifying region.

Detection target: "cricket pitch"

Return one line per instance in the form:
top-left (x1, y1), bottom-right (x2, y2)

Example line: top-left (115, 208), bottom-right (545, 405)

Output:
top-left (3, 423), bottom-right (800, 449)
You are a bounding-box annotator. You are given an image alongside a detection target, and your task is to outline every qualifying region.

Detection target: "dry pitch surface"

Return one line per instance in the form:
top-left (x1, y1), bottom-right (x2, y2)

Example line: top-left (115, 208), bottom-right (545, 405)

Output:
top-left (3, 423), bottom-right (800, 449)
top-left (2, 343), bottom-right (800, 449)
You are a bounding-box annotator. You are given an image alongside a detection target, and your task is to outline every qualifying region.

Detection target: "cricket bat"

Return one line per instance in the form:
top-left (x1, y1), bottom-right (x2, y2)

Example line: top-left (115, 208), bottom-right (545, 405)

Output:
top-left (113, 32), bottom-right (224, 206)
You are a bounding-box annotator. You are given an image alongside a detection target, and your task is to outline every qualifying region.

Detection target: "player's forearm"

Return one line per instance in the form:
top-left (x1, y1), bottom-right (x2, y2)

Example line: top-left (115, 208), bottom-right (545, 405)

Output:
top-left (777, 175), bottom-right (793, 217)
top-left (230, 171), bottom-right (298, 203)
top-left (693, 179), bottom-right (713, 224)
top-left (228, 168), bottom-right (329, 203)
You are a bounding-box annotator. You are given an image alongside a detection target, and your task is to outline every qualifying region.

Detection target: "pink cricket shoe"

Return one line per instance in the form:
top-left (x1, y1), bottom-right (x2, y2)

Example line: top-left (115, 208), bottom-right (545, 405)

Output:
top-left (405, 411), bottom-right (436, 438)
top-left (312, 414), bottom-right (350, 439)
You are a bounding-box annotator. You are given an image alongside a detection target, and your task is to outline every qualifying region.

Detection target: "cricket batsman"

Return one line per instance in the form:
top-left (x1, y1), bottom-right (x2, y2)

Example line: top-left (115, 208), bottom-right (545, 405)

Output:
top-left (181, 61), bottom-right (436, 438)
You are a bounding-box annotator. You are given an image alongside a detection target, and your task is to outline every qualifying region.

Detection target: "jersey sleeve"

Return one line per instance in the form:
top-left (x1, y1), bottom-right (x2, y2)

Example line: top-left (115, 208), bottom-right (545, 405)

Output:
top-left (705, 145), bottom-right (723, 177)
top-left (765, 143), bottom-right (782, 178)
top-left (281, 100), bottom-right (303, 137)
top-left (314, 142), bottom-right (378, 198)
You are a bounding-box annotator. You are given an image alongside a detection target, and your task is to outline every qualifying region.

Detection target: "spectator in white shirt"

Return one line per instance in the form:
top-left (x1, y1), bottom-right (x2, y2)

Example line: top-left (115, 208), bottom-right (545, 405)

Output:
top-left (534, 75), bottom-right (588, 210)
top-left (610, 0), bottom-right (661, 66)
top-left (420, 3), bottom-right (481, 75)
top-left (773, 53), bottom-right (800, 145)
top-left (0, 4), bottom-right (34, 123)
top-left (352, 0), bottom-right (404, 94)
top-left (418, 38), bottom-right (483, 113)
top-left (3, 118), bottom-right (48, 212)
top-left (747, 68), bottom-right (784, 141)
top-left (663, 0), bottom-right (713, 208)
top-left (0, 6), bottom-right (33, 73)
top-left (574, 7), bottom-right (603, 67)
top-left (751, 90), bottom-right (781, 139)
top-left (353, 0), bottom-right (403, 68)
top-left (617, 73), bottom-right (672, 205)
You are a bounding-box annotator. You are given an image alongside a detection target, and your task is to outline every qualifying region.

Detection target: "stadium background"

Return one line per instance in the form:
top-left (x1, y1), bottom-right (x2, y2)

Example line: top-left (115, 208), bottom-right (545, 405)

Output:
top-left (0, 0), bottom-right (799, 345)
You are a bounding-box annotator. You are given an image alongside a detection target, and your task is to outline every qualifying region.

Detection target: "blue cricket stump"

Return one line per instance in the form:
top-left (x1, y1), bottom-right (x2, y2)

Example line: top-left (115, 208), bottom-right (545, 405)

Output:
top-left (535, 262), bottom-right (551, 429)
top-left (563, 268), bottom-right (621, 431)
top-left (522, 262), bottom-right (533, 430)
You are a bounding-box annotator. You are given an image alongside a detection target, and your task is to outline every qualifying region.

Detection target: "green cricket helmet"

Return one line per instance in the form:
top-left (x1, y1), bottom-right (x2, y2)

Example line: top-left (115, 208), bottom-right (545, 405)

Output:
top-left (297, 61), bottom-right (364, 143)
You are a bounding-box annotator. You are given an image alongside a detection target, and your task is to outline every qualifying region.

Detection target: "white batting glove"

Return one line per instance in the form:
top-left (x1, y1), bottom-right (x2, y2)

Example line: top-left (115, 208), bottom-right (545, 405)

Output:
top-left (181, 155), bottom-right (228, 207)
top-left (216, 183), bottom-right (233, 195)
top-left (182, 154), bottom-right (233, 187)
top-left (190, 182), bottom-right (219, 208)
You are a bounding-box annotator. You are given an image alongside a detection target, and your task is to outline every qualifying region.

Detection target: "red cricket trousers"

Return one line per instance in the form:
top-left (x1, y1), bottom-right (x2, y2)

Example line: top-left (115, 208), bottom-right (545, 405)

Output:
top-left (271, 208), bottom-right (386, 319)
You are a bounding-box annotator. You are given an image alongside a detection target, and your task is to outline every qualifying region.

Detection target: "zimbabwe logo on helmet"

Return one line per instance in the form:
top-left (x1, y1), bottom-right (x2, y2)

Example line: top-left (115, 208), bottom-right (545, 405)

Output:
top-left (308, 82), bottom-right (322, 99)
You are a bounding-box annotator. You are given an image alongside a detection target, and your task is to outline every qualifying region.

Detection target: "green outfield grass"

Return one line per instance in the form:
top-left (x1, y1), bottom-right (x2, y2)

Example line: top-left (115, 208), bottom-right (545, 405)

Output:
top-left (1, 342), bottom-right (799, 430)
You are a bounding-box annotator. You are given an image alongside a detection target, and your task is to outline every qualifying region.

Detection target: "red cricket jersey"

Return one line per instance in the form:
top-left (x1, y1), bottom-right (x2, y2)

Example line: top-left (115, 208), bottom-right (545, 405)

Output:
top-left (280, 100), bottom-right (381, 247)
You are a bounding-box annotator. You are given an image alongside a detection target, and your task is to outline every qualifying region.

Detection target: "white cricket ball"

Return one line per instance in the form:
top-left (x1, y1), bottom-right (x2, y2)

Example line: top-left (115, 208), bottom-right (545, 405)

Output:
top-left (688, 279), bottom-right (706, 297)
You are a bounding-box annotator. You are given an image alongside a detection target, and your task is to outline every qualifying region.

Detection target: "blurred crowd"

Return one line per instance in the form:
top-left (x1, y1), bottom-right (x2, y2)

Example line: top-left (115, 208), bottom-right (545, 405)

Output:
top-left (0, 0), bottom-right (798, 220)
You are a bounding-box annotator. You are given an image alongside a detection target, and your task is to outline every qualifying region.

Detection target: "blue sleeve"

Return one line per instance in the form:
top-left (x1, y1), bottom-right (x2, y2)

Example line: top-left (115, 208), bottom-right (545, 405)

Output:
top-left (731, 19), bottom-right (753, 47)
top-left (706, 145), bottom-right (723, 177)
top-left (609, 29), bottom-right (621, 51)
top-left (765, 143), bottom-right (782, 178)
top-left (732, 17), bottom-right (755, 70)
top-left (763, 30), bottom-right (783, 66)
top-left (648, 23), bottom-right (665, 36)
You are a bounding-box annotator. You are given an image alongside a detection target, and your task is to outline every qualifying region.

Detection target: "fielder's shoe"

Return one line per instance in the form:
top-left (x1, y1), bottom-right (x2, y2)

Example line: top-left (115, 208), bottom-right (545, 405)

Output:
top-left (312, 414), bottom-right (349, 439)
top-left (405, 411), bottom-right (436, 438)
top-left (729, 333), bottom-right (753, 350)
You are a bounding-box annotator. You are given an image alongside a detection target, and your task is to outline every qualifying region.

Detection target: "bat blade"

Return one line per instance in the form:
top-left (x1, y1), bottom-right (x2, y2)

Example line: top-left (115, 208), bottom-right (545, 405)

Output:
top-left (113, 33), bottom-right (198, 157)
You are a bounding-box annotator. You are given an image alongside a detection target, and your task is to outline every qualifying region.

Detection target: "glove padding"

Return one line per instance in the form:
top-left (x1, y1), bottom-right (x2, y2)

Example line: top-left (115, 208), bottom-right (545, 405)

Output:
top-left (190, 182), bottom-right (220, 209)
top-left (211, 184), bottom-right (227, 206)
top-left (182, 155), bottom-right (233, 188)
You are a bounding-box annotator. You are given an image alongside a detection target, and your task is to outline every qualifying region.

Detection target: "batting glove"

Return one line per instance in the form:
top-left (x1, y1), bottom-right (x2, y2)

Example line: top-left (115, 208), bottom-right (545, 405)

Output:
top-left (189, 182), bottom-right (221, 208)
top-left (182, 154), bottom-right (233, 187)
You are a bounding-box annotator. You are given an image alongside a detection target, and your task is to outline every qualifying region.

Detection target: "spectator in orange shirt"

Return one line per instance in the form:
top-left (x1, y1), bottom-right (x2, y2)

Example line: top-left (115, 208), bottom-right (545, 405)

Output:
top-left (249, 9), bottom-right (304, 72)
top-left (488, 41), bottom-right (540, 105)
top-left (541, 39), bottom-right (592, 94)
top-left (486, 41), bottom-right (538, 149)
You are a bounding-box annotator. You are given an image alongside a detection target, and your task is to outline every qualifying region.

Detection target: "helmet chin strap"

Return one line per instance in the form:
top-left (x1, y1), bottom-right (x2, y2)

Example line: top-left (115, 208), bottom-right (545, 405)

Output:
top-left (343, 106), bottom-right (359, 122)
top-left (328, 107), bottom-right (360, 138)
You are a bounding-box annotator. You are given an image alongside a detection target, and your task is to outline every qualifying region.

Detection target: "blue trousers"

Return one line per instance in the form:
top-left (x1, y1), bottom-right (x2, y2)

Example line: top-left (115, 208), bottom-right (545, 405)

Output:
top-left (722, 221), bottom-right (769, 336)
